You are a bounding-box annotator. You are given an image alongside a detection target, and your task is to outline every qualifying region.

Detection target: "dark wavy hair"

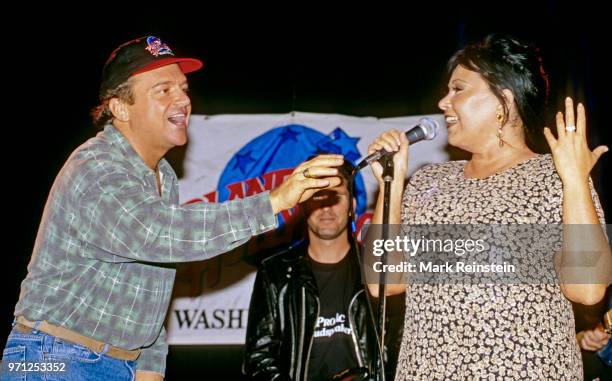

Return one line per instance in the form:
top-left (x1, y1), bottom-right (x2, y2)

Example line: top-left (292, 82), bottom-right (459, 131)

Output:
top-left (448, 34), bottom-right (550, 136)
top-left (90, 79), bottom-right (135, 129)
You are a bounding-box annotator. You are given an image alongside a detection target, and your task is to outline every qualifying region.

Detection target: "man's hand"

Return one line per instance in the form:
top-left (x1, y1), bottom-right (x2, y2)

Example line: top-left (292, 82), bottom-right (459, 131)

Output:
top-left (135, 370), bottom-right (164, 381)
top-left (270, 155), bottom-right (344, 214)
top-left (577, 323), bottom-right (611, 351)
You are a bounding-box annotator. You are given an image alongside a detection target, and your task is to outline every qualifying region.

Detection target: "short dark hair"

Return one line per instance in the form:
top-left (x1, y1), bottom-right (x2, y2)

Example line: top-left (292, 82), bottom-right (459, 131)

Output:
top-left (90, 80), bottom-right (135, 129)
top-left (336, 158), bottom-right (356, 199)
top-left (448, 34), bottom-right (549, 136)
top-left (306, 155), bottom-right (355, 201)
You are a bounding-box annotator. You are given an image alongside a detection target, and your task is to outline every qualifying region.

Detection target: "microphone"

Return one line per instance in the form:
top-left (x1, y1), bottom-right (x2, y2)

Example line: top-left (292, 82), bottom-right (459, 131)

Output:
top-left (356, 117), bottom-right (439, 170)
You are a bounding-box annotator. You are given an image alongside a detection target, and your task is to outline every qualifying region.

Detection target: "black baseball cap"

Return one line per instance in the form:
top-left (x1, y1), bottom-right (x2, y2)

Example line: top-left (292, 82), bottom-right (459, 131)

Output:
top-left (99, 35), bottom-right (203, 98)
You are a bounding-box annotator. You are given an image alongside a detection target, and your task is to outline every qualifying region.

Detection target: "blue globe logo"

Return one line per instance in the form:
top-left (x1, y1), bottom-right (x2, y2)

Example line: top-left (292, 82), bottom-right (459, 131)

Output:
top-left (218, 124), bottom-right (366, 226)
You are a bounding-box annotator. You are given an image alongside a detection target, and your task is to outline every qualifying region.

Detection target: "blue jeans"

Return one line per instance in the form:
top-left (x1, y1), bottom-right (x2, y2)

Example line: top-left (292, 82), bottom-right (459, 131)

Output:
top-left (597, 338), bottom-right (612, 367)
top-left (1, 322), bottom-right (135, 380)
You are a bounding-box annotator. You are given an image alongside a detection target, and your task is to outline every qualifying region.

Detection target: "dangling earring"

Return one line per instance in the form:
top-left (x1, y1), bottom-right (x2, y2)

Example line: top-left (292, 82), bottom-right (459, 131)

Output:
top-left (496, 110), bottom-right (505, 147)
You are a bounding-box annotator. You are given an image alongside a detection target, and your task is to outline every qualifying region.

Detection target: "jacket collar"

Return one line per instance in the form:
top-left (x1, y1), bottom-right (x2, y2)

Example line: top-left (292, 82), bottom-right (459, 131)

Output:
top-left (285, 239), bottom-right (363, 295)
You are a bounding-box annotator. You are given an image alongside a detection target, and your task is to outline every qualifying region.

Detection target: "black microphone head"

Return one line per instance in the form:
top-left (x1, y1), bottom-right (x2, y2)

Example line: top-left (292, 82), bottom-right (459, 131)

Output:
top-left (418, 117), bottom-right (439, 140)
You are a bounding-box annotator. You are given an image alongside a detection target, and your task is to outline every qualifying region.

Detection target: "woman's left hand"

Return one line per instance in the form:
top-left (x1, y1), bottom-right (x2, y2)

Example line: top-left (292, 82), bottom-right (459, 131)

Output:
top-left (543, 97), bottom-right (608, 185)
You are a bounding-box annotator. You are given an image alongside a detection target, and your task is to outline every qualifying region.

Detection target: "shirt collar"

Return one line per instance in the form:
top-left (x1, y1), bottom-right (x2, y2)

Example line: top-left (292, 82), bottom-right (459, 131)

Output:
top-left (102, 124), bottom-right (174, 179)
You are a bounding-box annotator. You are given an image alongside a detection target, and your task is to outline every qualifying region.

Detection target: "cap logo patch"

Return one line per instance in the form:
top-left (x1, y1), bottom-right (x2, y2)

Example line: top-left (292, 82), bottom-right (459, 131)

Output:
top-left (145, 36), bottom-right (174, 57)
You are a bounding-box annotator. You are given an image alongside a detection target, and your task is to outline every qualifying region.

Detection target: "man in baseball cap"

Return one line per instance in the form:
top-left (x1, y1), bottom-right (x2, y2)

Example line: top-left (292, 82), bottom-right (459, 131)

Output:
top-left (93, 35), bottom-right (203, 129)
top-left (1, 35), bottom-right (343, 380)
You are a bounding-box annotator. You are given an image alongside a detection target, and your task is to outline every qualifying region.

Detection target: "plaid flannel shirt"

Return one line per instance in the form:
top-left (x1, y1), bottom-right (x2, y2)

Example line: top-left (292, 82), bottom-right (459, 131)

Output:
top-left (14, 125), bottom-right (277, 374)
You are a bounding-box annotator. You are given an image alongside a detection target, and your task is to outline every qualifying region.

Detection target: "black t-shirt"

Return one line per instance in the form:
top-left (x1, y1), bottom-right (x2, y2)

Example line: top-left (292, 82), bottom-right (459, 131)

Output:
top-left (307, 251), bottom-right (360, 381)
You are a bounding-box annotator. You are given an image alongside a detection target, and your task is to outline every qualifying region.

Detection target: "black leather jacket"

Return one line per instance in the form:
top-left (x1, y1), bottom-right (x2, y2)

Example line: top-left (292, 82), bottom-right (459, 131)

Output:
top-left (243, 241), bottom-right (383, 381)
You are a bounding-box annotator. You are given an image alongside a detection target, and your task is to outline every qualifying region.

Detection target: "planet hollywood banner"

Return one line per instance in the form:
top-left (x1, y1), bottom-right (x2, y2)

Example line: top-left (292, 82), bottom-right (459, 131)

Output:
top-left (166, 112), bottom-right (448, 344)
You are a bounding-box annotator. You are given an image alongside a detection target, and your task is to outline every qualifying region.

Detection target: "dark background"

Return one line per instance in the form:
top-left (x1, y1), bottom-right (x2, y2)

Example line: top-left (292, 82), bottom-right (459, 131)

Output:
top-left (3, 4), bottom-right (610, 380)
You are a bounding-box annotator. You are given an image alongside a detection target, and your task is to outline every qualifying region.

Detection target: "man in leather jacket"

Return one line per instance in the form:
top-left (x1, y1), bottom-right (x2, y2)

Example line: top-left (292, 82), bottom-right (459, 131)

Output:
top-left (243, 160), bottom-right (383, 381)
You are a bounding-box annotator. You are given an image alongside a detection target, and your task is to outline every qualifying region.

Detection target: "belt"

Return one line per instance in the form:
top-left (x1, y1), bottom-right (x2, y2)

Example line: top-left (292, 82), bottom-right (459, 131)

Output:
top-left (14, 316), bottom-right (141, 361)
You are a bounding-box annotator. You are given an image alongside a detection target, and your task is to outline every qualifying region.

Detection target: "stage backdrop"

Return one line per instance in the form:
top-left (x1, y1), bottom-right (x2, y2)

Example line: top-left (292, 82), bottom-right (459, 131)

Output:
top-left (166, 112), bottom-right (448, 344)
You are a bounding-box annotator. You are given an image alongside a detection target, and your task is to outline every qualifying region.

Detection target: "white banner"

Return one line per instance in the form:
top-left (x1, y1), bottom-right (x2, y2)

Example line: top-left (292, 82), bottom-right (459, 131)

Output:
top-left (167, 112), bottom-right (448, 344)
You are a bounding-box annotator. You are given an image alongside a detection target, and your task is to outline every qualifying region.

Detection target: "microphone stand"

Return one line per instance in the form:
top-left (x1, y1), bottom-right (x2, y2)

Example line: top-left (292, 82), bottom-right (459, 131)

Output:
top-left (376, 155), bottom-right (394, 374)
top-left (351, 154), bottom-right (394, 381)
top-left (350, 155), bottom-right (394, 381)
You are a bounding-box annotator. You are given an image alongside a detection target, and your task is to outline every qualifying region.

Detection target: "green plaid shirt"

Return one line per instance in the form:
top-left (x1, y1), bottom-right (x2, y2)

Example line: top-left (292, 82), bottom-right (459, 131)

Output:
top-left (14, 125), bottom-right (277, 374)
